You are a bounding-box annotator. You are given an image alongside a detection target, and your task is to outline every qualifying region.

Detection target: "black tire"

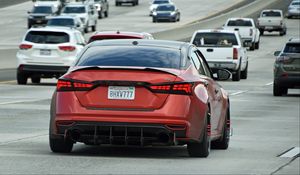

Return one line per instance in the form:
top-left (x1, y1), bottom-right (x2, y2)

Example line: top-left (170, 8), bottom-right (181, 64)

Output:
top-left (98, 11), bottom-right (103, 19)
top-left (49, 137), bottom-right (73, 153)
top-left (279, 31), bottom-right (284, 36)
top-left (92, 25), bottom-right (96, 32)
top-left (28, 23), bottom-right (31, 29)
top-left (31, 75), bottom-right (41, 84)
top-left (17, 72), bottom-right (28, 85)
top-left (84, 27), bottom-right (88, 33)
top-left (259, 29), bottom-right (264, 36)
top-left (132, 2), bottom-right (135, 6)
top-left (187, 112), bottom-right (210, 157)
top-left (232, 68), bottom-right (241, 81)
top-left (152, 18), bottom-right (157, 23)
top-left (273, 82), bottom-right (287, 96)
top-left (255, 42), bottom-right (259, 50)
top-left (249, 42), bottom-right (255, 51)
top-left (104, 10), bottom-right (108, 17)
top-left (241, 62), bottom-right (248, 79)
top-left (115, 2), bottom-right (119, 6)
top-left (211, 110), bottom-right (230, 149)
top-left (136, 0), bottom-right (139, 5)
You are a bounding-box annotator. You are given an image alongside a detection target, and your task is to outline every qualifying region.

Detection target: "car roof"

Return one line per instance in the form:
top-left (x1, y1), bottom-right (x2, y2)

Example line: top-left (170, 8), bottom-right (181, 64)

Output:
top-left (227, 17), bottom-right (253, 21)
top-left (157, 3), bottom-right (175, 7)
top-left (287, 38), bottom-right (300, 44)
top-left (194, 29), bottom-right (238, 34)
top-left (92, 31), bottom-right (148, 38)
top-left (64, 3), bottom-right (87, 7)
top-left (33, 3), bottom-right (54, 7)
top-left (49, 15), bottom-right (76, 19)
top-left (89, 39), bottom-right (189, 50)
top-left (27, 26), bottom-right (78, 33)
top-left (261, 9), bottom-right (282, 12)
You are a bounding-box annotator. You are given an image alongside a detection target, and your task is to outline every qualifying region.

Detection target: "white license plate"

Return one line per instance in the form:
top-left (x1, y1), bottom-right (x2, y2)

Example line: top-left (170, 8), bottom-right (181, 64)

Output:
top-left (40, 49), bottom-right (51, 56)
top-left (108, 86), bottom-right (135, 100)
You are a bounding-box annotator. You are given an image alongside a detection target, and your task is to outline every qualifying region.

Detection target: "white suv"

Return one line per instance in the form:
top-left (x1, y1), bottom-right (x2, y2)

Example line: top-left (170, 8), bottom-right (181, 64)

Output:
top-left (16, 27), bottom-right (86, 85)
top-left (61, 3), bottom-right (98, 33)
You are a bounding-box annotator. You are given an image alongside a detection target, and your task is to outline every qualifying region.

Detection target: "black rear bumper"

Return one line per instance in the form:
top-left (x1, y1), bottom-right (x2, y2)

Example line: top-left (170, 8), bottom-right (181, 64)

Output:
top-left (18, 65), bottom-right (69, 78)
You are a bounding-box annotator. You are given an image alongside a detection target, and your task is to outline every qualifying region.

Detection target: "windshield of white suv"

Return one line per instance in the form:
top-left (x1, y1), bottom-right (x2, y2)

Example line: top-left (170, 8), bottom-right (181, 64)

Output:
top-left (227, 20), bottom-right (252, 27)
top-left (47, 19), bottom-right (75, 26)
top-left (193, 33), bottom-right (238, 47)
top-left (63, 7), bottom-right (86, 13)
top-left (25, 31), bottom-right (70, 44)
top-left (32, 6), bottom-right (52, 14)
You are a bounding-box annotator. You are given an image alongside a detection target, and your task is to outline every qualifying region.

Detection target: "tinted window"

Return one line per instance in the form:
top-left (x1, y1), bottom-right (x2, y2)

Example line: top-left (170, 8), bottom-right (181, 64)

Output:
top-left (262, 11), bottom-right (281, 17)
top-left (153, 0), bottom-right (169, 4)
top-left (76, 46), bottom-right (181, 69)
top-left (63, 7), bottom-right (86, 13)
top-left (284, 43), bottom-right (300, 53)
top-left (47, 18), bottom-right (75, 26)
top-left (157, 5), bottom-right (175, 11)
top-left (25, 31), bottom-right (70, 44)
top-left (292, 2), bottom-right (300, 5)
top-left (227, 20), bottom-right (252, 27)
top-left (193, 32), bottom-right (238, 46)
top-left (32, 6), bottom-right (52, 14)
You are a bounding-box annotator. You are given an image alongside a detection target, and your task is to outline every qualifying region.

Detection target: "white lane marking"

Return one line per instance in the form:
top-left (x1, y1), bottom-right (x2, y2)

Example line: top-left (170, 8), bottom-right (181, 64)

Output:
top-left (230, 90), bottom-right (248, 96)
top-left (0, 98), bottom-right (49, 105)
top-left (265, 82), bottom-right (273, 86)
top-left (279, 147), bottom-right (300, 158)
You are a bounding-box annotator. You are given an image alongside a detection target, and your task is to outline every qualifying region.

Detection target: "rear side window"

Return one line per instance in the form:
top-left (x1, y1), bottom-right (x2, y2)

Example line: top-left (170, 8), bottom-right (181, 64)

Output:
top-left (47, 19), bottom-right (75, 26)
top-left (262, 11), bottom-right (281, 17)
top-left (25, 31), bottom-right (70, 44)
top-left (76, 46), bottom-right (181, 69)
top-left (32, 6), bottom-right (52, 14)
top-left (227, 20), bottom-right (252, 27)
top-left (192, 32), bottom-right (238, 46)
top-left (284, 43), bottom-right (300, 53)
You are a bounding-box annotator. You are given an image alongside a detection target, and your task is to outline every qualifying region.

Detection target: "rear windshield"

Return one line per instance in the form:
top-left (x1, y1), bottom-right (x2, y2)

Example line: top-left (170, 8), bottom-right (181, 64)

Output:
top-left (291, 2), bottom-right (300, 5)
top-left (47, 18), bottom-right (75, 26)
top-left (76, 46), bottom-right (181, 69)
top-left (153, 0), bottom-right (169, 4)
top-left (88, 36), bottom-right (142, 43)
top-left (25, 31), bottom-right (70, 44)
top-left (157, 5), bottom-right (175, 11)
top-left (262, 11), bottom-right (281, 17)
top-left (63, 7), bottom-right (85, 13)
top-left (32, 6), bottom-right (52, 14)
top-left (284, 43), bottom-right (300, 53)
top-left (227, 20), bottom-right (252, 27)
top-left (192, 33), bottom-right (238, 46)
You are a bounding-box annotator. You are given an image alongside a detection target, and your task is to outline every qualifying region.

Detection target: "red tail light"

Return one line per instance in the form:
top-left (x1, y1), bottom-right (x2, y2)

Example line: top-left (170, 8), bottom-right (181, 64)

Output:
top-left (277, 56), bottom-right (291, 63)
top-left (250, 28), bottom-right (253, 36)
top-left (57, 79), bottom-right (93, 91)
top-left (149, 83), bottom-right (193, 95)
top-left (59, 46), bottom-right (76, 52)
top-left (19, 44), bottom-right (32, 50)
top-left (233, 48), bottom-right (238, 60)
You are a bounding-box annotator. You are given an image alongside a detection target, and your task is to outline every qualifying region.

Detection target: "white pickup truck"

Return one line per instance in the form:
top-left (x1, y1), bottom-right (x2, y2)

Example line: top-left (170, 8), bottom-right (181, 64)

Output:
top-left (223, 18), bottom-right (260, 51)
top-left (190, 29), bottom-right (248, 81)
top-left (257, 9), bottom-right (287, 36)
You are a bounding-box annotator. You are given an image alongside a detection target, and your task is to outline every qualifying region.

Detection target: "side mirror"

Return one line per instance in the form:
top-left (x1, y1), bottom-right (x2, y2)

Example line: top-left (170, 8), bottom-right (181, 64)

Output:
top-left (213, 69), bottom-right (231, 81)
top-left (274, 51), bottom-right (281, 56)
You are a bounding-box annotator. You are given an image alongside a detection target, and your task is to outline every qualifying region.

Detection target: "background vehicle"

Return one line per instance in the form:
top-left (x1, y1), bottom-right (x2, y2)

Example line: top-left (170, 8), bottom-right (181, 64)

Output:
top-left (287, 0), bottom-right (300, 19)
top-left (49, 39), bottom-right (231, 157)
top-left (16, 27), bottom-right (86, 85)
top-left (149, 0), bottom-right (172, 16)
top-left (61, 3), bottom-right (97, 33)
top-left (190, 29), bottom-right (248, 81)
top-left (152, 4), bottom-right (180, 23)
top-left (47, 16), bottom-right (85, 34)
top-left (88, 31), bottom-right (154, 43)
top-left (223, 18), bottom-right (260, 50)
top-left (94, 0), bottom-right (109, 19)
top-left (32, 0), bottom-right (63, 10)
top-left (273, 38), bottom-right (300, 96)
top-left (27, 4), bottom-right (58, 28)
top-left (115, 0), bottom-right (139, 6)
top-left (257, 9), bottom-right (287, 36)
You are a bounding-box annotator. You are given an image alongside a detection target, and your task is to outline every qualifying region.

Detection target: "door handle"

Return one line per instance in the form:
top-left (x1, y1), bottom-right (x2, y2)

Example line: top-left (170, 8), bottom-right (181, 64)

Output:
top-left (207, 48), bottom-right (213, 52)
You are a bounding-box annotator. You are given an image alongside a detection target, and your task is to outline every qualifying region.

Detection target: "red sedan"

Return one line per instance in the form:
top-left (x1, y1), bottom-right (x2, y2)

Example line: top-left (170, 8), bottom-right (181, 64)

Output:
top-left (49, 39), bottom-right (231, 157)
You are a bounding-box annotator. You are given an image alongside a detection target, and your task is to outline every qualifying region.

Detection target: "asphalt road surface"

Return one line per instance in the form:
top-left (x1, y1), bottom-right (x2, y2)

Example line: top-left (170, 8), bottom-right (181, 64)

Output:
top-left (0, 0), bottom-right (299, 174)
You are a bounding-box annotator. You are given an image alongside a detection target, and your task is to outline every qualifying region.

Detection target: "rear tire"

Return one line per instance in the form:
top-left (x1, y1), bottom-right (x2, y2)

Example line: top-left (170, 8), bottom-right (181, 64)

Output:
top-left (259, 29), bottom-right (264, 36)
top-left (31, 75), bottom-right (41, 84)
top-left (273, 82), bottom-right (287, 96)
top-left (241, 62), bottom-right (248, 79)
top-left (104, 10), bottom-right (108, 17)
top-left (211, 110), bottom-right (230, 149)
top-left (49, 136), bottom-right (73, 153)
top-left (187, 112), bottom-right (210, 157)
top-left (92, 25), bottom-right (96, 32)
top-left (232, 68), bottom-right (241, 81)
top-left (249, 42), bottom-right (255, 51)
top-left (255, 42), bottom-right (259, 49)
top-left (17, 72), bottom-right (28, 85)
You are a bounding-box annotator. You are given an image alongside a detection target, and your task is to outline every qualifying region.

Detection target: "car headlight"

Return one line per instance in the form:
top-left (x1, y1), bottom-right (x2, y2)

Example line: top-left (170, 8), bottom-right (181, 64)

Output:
top-left (153, 12), bottom-right (158, 16)
top-left (171, 12), bottom-right (176, 16)
top-left (80, 17), bottom-right (86, 23)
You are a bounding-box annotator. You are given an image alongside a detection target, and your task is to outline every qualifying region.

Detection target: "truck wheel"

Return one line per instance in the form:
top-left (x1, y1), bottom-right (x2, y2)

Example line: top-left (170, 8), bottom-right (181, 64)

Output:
top-left (241, 62), bottom-right (248, 79)
top-left (255, 42), bottom-right (259, 49)
top-left (249, 43), bottom-right (255, 51)
top-left (17, 72), bottom-right (28, 85)
top-left (187, 112), bottom-right (210, 157)
top-left (232, 68), bottom-right (241, 81)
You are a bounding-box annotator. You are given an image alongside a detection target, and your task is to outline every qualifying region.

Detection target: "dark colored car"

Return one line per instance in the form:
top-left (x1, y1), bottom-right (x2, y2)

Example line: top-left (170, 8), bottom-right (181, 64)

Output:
top-left (152, 4), bottom-right (180, 22)
top-left (49, 39), bottom-right (231, 157)
top-left (27, 5), bottom-right (58, 28)
top-left (273, 38), bottom-right (300, 96)
top-left (88, 31), bottom-right (154, 43)
top-left (115, 0), bottom-right (139, 6)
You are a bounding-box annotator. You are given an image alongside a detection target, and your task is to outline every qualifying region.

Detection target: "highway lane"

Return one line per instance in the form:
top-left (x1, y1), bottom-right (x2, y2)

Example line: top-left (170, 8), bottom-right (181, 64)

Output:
top-left (0, 0), bottom-right (299, 174)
